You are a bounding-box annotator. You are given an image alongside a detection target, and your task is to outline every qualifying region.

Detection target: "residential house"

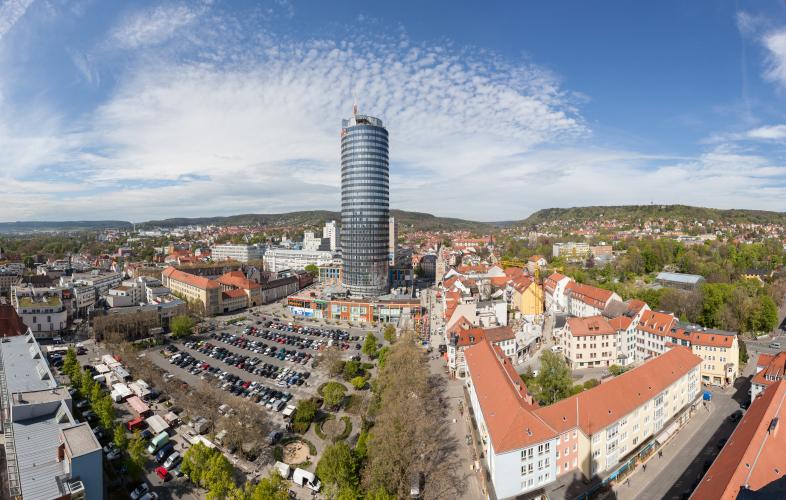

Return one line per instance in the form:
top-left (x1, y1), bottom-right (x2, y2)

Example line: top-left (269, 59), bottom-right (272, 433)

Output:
top-left (560, 316), bottom-right (618, 369)
top-left (750, 352), bottom-right (786, 401)
top-left (544, 273), bottom-right (571, 313)
top-left (566, 283), bottom-right (620, 318)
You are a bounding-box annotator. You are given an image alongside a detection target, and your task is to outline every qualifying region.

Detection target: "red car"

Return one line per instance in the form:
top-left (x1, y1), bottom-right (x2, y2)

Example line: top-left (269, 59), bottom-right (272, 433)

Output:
top-left (155, 466), bottom-right (170, 481)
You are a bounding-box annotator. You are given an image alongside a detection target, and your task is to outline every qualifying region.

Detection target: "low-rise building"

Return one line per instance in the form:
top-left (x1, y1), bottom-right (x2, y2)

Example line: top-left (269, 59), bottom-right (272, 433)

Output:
top-left (544, 273), bottom-right (572, 313)
top-left (0, 266), bottom-right (22, 293)
top-left (560, 316), bottom-right (618, 369)
top-left (553, 242), bottom-right (591, 262)
top-left (750, 351), bottom-right (786, 400)
top-left (66, 270), bottom-right (123, 295)
top-left (11, 286), bottom-right (68, 338)
top-left (1, 332), bottom-right (103, 499)
top-left (510, 276), bottom-right (543, 316)
top-left (566, 282), bottom-right (620, 318)
top-left (692, 380), bottom-right (786, 499)
top-left (263, 248), bottom-right (334, 272)
top-left (654, 271), bottom-right (705, 291)
top-left (210, 244), bottom-right (266, 263)
top-left (162, 267), bottom-right (222, 315)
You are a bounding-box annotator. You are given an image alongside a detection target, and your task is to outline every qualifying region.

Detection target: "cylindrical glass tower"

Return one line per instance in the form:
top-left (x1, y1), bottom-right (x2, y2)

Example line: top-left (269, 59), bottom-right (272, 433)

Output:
top-left (340, 108), bottom-right (389, 297)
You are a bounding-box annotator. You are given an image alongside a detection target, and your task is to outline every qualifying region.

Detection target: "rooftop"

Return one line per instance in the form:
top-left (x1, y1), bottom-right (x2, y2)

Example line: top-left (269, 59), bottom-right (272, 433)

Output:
top-left (691, 380), bottom-right (786, 499)
top-left (1, 333), bottom-right (56, 393)
top-left (18, 295), bottom-right (62, 308)
top-left (61, 423), bottom-right (101, 457)
top-left (655, 271), bottom-right (705, 284)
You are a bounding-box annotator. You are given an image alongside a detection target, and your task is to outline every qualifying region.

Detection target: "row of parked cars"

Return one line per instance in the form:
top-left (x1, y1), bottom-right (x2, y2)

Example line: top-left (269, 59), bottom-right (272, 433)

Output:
top-left (208, 332), bottom-right (314, 365)
top-left (262, 321), bottom-right (360, 350)
top-left (167, 348), bottom-right (297, 412)
top-left (191, 340), bottom-right (311, 386)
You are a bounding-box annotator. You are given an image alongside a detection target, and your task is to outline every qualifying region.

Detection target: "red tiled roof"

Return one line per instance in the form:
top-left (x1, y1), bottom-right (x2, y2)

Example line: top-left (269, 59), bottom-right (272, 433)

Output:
top-left (567, 316), bottom-right (616, 337)
top-left (691, 381), bottom-right (786, 500)
top-left (222, 289), bottom-right (247, 299)
top-left (751, 352), bottom-right (786, 389)
top-left (687, 330), bottom-right (736, 348)
top-left (626, 299), bottom-right (648, 315)
top-left (0, 305), bottom-right (26, 337)
top-left (608, 315), bottom-right (633, 330)
top-left (535, 347), bottom-right (702, 435)
top-left (484, 326), bottom-right (515, 343)
top-left (162, 267), bottom-right (220, 289)
top-left (567, 283), bottom-right (615, 308)
top-left (511, 276), bottom-right (534, 293)
top-left (757, 353), bottom-right (775, 368)
top-left (637, 310), bottom-right (676, 337)
top-left (217, 271), bottom-right (261, 290)
top-left (544, 273), bottom-right (569, 294)
top-left (465, 339), bottom-right (554, 453)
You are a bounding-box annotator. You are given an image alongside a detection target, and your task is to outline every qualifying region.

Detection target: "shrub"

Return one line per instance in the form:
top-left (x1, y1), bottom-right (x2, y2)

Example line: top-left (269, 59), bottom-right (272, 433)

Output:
top-left (350, 376), bottom-right (366, 390)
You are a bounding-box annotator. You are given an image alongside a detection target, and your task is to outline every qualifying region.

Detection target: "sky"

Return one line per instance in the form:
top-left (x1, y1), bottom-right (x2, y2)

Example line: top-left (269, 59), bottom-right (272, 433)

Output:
top-left (1, 0), bottom-right (786, 222)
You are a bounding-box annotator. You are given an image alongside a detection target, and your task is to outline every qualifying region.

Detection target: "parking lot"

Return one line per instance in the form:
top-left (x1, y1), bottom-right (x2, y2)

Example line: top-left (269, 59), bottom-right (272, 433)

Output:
top-left (51, 310), bottom-right (374, 499)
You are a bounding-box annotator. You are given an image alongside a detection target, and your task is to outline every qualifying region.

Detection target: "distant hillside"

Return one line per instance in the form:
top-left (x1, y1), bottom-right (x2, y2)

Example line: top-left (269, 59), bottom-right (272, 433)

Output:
top-left (519, 205), bottom-right (786, 227)
top-left (0, 220), bottom-right (133, 234)
top-left (140, 209), bottom-right (494, 233)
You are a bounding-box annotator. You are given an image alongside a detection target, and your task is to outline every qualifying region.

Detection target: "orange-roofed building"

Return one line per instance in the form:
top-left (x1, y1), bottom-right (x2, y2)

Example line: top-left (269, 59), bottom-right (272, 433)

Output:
top-left (161, 267), bottom-right (221, 315)
top-left (559, 316), bottom-right (618, 369)
top-left (217, 271), bottom-right (263, 307)
top-left (465, 338), bottom-right (556, 498)
top-left (635, 309), bottom-right (677, 360)
top-left (691, 381), bottom-right (786, 500)
top-left (751, 351), bottom-right (786, 400)
top-left (544, 273), bottom-right (572, 312)
top-left (567, 283), bottom-right (620, 318)
top-left (509, 276), bottom-right (544, 317)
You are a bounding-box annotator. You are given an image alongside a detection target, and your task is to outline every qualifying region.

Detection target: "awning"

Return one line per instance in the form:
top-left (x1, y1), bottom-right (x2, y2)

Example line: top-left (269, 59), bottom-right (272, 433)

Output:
top-left (655, 421), bottom-right (679, 444)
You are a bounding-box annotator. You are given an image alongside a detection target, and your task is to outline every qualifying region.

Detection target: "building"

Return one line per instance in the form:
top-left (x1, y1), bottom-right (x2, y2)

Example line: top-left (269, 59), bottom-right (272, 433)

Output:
top-left (263, 248), bottom-right (334, 272)
top-left (210, 244), bottom-right (265, 263)
top-left (419, 254), bottom-right (437, 281)
top-left (446, 318), bottom-right (517, 378)
top-left (302, 232), bottom-right (324, 252)
top-left (388, 216), bottom-right (398, 265)
top-left (323, 220), bottom-right (341, 252)
top-left (0, 266), bottom-right (22, 294)
top-left (465, 341), bottom-right (702, 499)
top-left (464, 339), bottom-right (557, 498)
top-left (559, 316), bottom-right (618, 369)
top-left (533, 346), bottom-right (702, 480)
top-left (11, 286), bottom-right (68, 338)
top-left (566, 282), bottom-right (621, 318)
top-left (216, 271), bottom-right (263, 307)
top-left (287, 293), bottom-right (424, 325)
top-left (684, 326), bottom-right (739, 386)
top-left (552, 242), bottom-right (591, 262)
top-left (544, 273), bottom-right (572, 313)
top-left (635, 309), bottom-right (677, 360)
top-left (509, 276), bottom-right (544, 316)
top-left (654, 271), bottom-right (705, 290)
top-left (692, 380), bottom-right (786, 499)
top-left (66, 270), bottom-right (123, 295)
top-left (162, 267), bottom-right (221, 315)
top-left (526, 255), bottom-right (547, 276)
top-left (340, 107), bottom-right (389, 296)
top-left (750, 351), bottom-right (786, 400)
top-left (0, 332), bottom-right (103, 499)
top-left (0, 304), bottom-right (27, 337)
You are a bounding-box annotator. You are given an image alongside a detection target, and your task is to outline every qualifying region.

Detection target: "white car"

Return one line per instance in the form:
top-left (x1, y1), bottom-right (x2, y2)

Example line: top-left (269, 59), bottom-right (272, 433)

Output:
top-left (139, 492), bottom-right (159, 500)
top-left (163, 451), bottom-right (182, 469)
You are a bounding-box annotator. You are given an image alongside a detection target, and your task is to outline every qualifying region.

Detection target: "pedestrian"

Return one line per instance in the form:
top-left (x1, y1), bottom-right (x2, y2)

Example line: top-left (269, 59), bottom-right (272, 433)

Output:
top-left (626, 478), bottom-right (630, 487)
top-left (659, 450), bottom-right (663, 459)
top-left (642, 463), bottom-right (647, 472)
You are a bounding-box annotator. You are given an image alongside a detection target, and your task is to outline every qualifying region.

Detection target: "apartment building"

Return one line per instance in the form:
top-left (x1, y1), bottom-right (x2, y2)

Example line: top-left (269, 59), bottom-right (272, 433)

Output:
top-left (11, 286), bottom-right (68, 338)
top-left (161, 267), bottom-right (222, 315)
top-left (465, 339), bottom-right (559, 498)
top-left (560, 316), bottom-right (618, 369)
top-left (552, 242), bottom-right (591, 261)
top-left (750, 351), bottom-right (786, 400)
top-left (686, 328), bottom-right (739, 386)
top-left (210, 243), bottom-right (265, 263)
top-left (692, 380), bottom-right (786, 499)
top-left (66, 270), bottom-right (123, 295)
top-left (1, 332), bottom-right (103, 499)
top-left (216, 271), bottom-right (263, 307)
top-left (544, 273), bottom-right (571, 313)
top-left (509, 276), bottom-right (544, 316)
top-left (534, 347), bottom-right (702, 479)
top-left (465, 339), bottom-right (702, 498)
top-left (0, 267), bottom-right (21, 294)
top-left (446, 318), bottom-right (517, 377)
top-left (263, 248), bottom-right (334, 272)
top-left (566, 283), bottom-right (620, 318)
top-left (635, 310), bottom-right (677, 360)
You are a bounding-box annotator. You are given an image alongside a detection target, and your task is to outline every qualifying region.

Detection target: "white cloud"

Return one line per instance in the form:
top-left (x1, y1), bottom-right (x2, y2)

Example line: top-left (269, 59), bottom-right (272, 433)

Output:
top-left (747, 124), bottom-right (786, 140)
top-left (0, 0), bottom-right (32, 41)
top-left (109, 3), bottom-right (201, 49)
top-left (763, 28), bottom-right (786, 88)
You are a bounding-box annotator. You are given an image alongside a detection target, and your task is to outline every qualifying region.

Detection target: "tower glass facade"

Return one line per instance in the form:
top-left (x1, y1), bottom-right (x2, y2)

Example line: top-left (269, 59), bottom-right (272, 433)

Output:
top-left (340, 110), bottom-right (389, 296)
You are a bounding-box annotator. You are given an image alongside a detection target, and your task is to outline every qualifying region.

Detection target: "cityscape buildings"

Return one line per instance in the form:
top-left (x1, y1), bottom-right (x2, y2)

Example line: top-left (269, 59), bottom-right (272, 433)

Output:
top-left (340, 107), bottom-right (390, 297)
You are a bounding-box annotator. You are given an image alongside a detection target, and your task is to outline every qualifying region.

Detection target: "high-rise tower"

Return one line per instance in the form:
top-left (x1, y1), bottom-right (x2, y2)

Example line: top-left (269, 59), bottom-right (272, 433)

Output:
top-left (340, 107), bottom-right (389, 296)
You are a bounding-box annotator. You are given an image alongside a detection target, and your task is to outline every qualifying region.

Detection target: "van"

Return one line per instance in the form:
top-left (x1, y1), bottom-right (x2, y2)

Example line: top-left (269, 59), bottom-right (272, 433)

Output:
top-left (410, 472), bottom-right (423, 498)
top-left (769, 342), bottom-right (782, 349)
top-left (292, 468), bottom-right (321, 492)
top-left (147, 432), bottom-right (170, 454)
top-left (550, 345), bottom-right (564, 353)
top-left (127, 417), bottom-right (145, 431)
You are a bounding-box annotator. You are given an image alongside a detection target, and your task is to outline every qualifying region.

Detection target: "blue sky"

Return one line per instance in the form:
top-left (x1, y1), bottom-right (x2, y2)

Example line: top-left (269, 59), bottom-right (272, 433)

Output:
top-left (1, 0), bottom-right (785, 222)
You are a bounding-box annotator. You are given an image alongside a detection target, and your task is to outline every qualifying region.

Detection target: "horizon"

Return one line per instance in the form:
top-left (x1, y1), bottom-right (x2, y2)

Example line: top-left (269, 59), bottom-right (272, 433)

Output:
top-left (2, 1), bottom-right (786, 220)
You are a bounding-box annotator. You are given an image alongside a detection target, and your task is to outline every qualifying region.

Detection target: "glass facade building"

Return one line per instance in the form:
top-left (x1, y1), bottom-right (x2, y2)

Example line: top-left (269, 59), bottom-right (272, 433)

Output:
top-left (340, 109), bottom-right (390, 296)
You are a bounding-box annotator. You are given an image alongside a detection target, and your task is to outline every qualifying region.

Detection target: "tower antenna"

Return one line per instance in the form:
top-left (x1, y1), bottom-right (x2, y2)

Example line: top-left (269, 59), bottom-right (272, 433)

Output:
top-left (352, 90), bottom-right (358, 116)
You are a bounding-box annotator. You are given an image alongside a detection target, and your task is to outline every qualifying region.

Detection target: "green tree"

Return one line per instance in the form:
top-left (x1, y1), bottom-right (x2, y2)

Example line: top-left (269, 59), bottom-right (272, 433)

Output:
top-left (534, 351), bottom-right (574, 405)
top-left (343, 359), bottom-right (361, 380)
top-left (170, 315), bottom-right (196, 338)
top-left (113, 423), bottom-right (128, 451)
top-left (362, 333), bottom-right (378, 358)
top-left (608, 364), bottom-right (625, 376)
top-left (739, 340), bottom-right (749, 365)
top-left (80, 369), bottom-right (96, 399)
top-left (203, 451), bottom-right (234, 500)
top-left (316, 442), bottom-right (359, 495)
top-left (95, 395), bottom-right (115, 430)
top-left (350, 376), bottom-right (366, 390)
top-left (323, 382), bottom-right (347, 408)
top-left (63, 348), bottom-right (79, 381)
top-left (376, 346), bottom-right (390, 369)
top-left (245, 470), bottom-right (289, 500)
top-left (181, 442), bottom-right (215, 486)
top-left (383, 324), bottom-right (396, 344)
top-left (127, 431), bottom-right (147, 480)
top-left (364, 487), bottom-right (396, 500)
top-left (304, 264), bottom-right (320, 277)
top-left (293, 399), bottom-right (318, 433)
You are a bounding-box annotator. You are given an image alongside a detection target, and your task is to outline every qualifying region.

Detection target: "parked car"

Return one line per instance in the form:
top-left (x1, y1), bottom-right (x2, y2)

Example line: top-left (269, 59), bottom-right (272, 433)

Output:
top-left (103, 443), bottom-right (122, 461)
top-left (130, 483), bottom-right (150, 500)
top-left (163, 451), bottom-right (181, 469)
top-left (155, 466), bottom-right (170, 481)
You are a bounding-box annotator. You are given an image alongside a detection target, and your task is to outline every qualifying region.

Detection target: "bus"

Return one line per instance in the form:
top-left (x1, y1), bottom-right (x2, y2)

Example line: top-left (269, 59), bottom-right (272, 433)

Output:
top-left (146, 431), bottom-right (169, 455)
